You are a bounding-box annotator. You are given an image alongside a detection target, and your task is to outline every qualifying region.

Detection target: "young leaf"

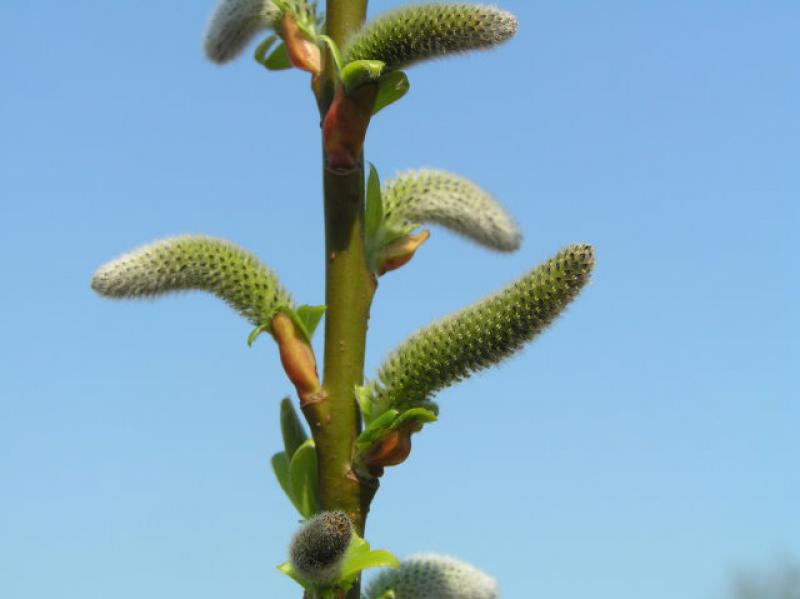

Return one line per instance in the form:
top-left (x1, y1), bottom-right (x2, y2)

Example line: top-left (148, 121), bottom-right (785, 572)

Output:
top-left (276, 561), bottom-right (310, 590)
top-left (365, 163), bottom-right (384, 239)
top-left (280, 397), bottom-right (309, 458)
top-left (382, 170), bottom-right (521, 252)
top-left (338, 535), bottom-right (399, 584)
top-left (391, 407), bottom-right (438, 431)
top-left (341, 60), bottom-right (385, 92)
top-left (356, 409), bottom-right (400, 449)
top-left (288, 439), bottom-right (320, 518)
top-left (264, 42), bottom-right (292, 70)
top-left (91, 235), bottom-right (294, 331)
top-left (247, 323), bottom-right (270, 346)
top-left (344, 4), bottom-right (518, 72)
top-left (270, 451), bottom-right (292, 501)
top-left (363, 244), bottom-right (595, 420)
top-left (317, 34), bottom-right (345, 72)
top-left (355, 408), bottom-right (437, 451)
top-left (372, 71), bottom-right (410, 115)
top-left (253, 34), bottom-right (278, 64)
top-left (291, 304), bottom-right (327, 341)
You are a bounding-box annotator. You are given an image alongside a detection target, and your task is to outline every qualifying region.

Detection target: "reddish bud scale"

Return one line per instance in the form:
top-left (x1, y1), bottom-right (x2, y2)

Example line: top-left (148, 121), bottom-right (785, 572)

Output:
top-left (271, 312), bottom-right (321, 402)
top-left (377, 229), bottom-right (430, 275)
top-left (281, 13), bottom-right (322, 76)
top-left (363, 422), bottom-right (421, 476)
top-left (322, 85), bottom-right (377, 170)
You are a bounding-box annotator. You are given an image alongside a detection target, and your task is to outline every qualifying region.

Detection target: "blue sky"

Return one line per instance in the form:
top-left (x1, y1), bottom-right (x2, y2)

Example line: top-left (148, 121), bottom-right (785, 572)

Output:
top-left (1, 1), bottom-right (797, 598)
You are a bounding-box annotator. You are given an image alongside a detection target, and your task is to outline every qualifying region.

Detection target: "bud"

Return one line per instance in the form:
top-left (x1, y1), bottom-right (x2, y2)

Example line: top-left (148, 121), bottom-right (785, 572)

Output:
top-left (289, 511), bottom-right (354, 585)
top-left (362, 429), bottom-right (412, 478)
top-left (281, 12), bottom-right (322, 76)
top-left (376, 229), bottom-right (430, 275)
top-left (272, 312), bottom-right (321, 401)
top-left (323, 85), bottom-right (377, 171)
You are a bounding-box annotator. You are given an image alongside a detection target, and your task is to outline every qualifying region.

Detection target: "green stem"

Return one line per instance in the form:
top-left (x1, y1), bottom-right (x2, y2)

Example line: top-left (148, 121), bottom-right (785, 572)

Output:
top-left (308, 164), bottom-right (376, 535)
top-left (304, 3), bottom-right (374, 599)
top-left (325, 0), bottom-right (369, 56)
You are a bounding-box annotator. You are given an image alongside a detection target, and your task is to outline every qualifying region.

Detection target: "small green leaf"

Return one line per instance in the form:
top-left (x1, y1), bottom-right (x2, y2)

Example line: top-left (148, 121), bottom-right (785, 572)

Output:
top-left (392, 407), bottom-right (438, 431)
top-left (288, 439), bottom-right (320, 518)
top-left (317, 35), bottom-right (344, 72)
top-left (247, 323), bottom-right (270, 346)
top-left (264, 42), bottom-right (292, 70)
top-left (292, 304), bottom-right (326, 341)
top-left (280, 397), bottom-right (309, 458)
top-left (373, 71), bottom-right (410, 115)
top-left (341, 60), bottom-right (385, 92)
top-left (365, 164), bottom-right (384, 239)
top-left (356, 409), bottom-right (399, 449)
top-left (276, 561), bottom-right (310, 589)
top-left (254, 35), bottom-right (278, 65)
top-left (374, 591), bottom-right (396, 599)
top-left (356, 385), bottom-right (375, 423)
top-left (339, 535), bottom-right (399, 583)
top-left (271, 451), bottom-right (292, 501)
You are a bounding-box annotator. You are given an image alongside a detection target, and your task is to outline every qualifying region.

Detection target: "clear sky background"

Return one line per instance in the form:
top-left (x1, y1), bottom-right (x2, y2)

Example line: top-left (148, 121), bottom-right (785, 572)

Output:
top-left (1, 1), bottom-right (798, 598)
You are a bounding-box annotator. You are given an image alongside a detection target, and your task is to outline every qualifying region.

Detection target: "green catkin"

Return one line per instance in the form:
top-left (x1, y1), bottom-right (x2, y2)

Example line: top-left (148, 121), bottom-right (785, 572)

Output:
top-left (343, 4), bottom-right (518, 71)
top-left (365, 244), bottom-right (594, 419)
top-left (204, 0), bottom-right (282, 63)
top-left (289, 511), bottom-right (353, 585)
top-left (91, 235), bottom-right (293, 328)
top-left (366, 554), bottom-right (498, 599)
top-left (383, 169), bottom-right (522, 252)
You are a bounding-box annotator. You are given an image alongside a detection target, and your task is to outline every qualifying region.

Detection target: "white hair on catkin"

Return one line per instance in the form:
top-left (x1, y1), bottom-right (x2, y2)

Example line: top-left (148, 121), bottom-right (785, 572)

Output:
top-left (383, 169), bottom-right (522, 252)
top-left (204, 0), bottom-right (282, 63)
top-left (91, 235), bottom-right (293, 328)
top-left (365, 554), bottom-right (499, 599)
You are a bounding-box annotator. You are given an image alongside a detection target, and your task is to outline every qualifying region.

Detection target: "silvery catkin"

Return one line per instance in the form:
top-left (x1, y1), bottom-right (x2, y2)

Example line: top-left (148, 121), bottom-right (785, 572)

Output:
top-left (366, 554), bottom-right (499, 599)
top-left (365, 244), bottom-right (594, 419)
top-left (91, 235), bottom-right (293, 328)
top-left (204, 0), bottom-right (282, 63)
top-left (344, 4), bottom-right (518, 71)
top-left (289, 511), bottom-right (353, 584)
top-left (383, 169), bottom-right (522, 252)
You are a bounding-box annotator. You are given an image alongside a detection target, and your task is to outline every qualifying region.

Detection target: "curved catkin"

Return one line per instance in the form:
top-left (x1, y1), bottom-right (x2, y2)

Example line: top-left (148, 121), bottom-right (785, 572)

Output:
top-left (343, 4), bottom-right (518, 71)
top-left (91, 235), bottom-right (293, 327)
top-left (366, 554), bottom-right (498, 599)
top-left (367, 244), bottom-right (594, 418)
top-left (383, 169), bottom-right (521, 252)
top-left (289, 511), bottom-right (353, 584)
top-left (204, 0), bottom-right (282, 63)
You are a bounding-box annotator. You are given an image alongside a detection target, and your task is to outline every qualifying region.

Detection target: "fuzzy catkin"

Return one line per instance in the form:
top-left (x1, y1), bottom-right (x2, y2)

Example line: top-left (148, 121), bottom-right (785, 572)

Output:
top-left (366, 554), bottom-right (499, 599)
top-left (343, 4), bottom-right (518, 71)
top-left (366, 244), bottom-right (594, 419)
top-left (383, 170), bottom-right (521, 252)
top-left (289, 511), bottom-right (353, 584)
top-left (204, 0), bottom-right (282, 63)
top-left (91, 235), bottom-right (293, 327)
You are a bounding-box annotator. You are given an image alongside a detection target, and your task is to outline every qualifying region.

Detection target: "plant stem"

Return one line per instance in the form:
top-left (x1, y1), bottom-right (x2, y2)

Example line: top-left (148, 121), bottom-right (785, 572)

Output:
top-left (310, 165), bottom-right (376, 534)
top-left (304, 2), bottom-right (374, 598)
top-left (325, 0), bottom-right (369, 54)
